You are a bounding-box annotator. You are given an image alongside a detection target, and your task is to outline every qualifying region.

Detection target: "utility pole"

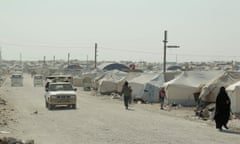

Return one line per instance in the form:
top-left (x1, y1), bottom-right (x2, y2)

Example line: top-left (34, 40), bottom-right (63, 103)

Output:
top-left (0, 46), bottom-right (2, 64)
top-left (94, 43), bottom-right (97, 69)
top-left (43, 56), bottom-right (46, 65)
top-left (20, 53), bottom-right (22, 66)
top-left (162, 30), bottom-right (180, 81)
top-left (68, 53), bottom-right (70, 66)
top-left (53, 56), bottom-right (55, 65)
top-left (86, 55), bottom-right (89, 69)
top-left (163, 30), bottom-right (168, 74)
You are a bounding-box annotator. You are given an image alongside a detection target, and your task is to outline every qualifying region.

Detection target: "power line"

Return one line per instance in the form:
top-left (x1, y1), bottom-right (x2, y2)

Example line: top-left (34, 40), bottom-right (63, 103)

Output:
top-left (0, 42), bottom-right (91, 49)
top-left (0, 42), bottom-right (161, 55)
top-left (175, 53), bottom-right (240, 58)
top-left (1, 42), bottom-right (240, 60)
top-left (100, 47), bottom-right (159, 55)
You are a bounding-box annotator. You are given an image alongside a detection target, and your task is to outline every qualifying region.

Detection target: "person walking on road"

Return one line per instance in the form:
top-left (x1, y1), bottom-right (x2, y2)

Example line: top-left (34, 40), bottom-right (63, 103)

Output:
top-left (121, 81), bottom-right (132, 110)
top-left (214, 86), bottom-right (231, 131)
top-left (159, 88), bottom-right (165, 110)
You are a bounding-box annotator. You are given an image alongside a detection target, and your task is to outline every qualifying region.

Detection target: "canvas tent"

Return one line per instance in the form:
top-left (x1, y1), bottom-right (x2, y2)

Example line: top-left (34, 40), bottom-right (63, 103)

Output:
top-left (200, 71), bottom-right (240, 103)
top-left (165, 71), bottom-right (223, 106)
top-left (73, 70), bottom-right (102, 87)
top-left (143, 74), bottom-right (165, 103)
top-left (98, 70), bottom-right (128, 94)
top-left (226, 81), bottom-right (240, 113)
top-left (128, 73), bottom-right (165, 103)
top-left (97, 63), bottom-right (129, 72)
top-left (92, 72), bottom-right (106, 90)
top-left (167, 65), bottom-right (183, 71)
top-left (73, 76), bottom-right (92, 88)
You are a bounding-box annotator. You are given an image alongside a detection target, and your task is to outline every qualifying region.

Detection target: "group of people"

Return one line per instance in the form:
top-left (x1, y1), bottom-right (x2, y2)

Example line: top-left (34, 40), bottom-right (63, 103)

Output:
top-left (121, 81), bottom-right (231, 131)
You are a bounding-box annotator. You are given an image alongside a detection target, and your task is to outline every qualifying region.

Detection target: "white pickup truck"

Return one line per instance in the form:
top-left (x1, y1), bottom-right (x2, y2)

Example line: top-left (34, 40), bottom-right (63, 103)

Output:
top-left (44, 82), bottom-right (77, 110)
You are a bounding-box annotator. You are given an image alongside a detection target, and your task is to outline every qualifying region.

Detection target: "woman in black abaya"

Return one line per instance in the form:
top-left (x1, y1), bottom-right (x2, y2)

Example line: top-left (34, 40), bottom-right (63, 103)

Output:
top-left (214, 87), bottom-right (231, 131)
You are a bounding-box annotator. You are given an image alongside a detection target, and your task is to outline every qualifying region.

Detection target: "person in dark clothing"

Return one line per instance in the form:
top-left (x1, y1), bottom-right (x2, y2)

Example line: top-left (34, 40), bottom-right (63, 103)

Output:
top-left (159, 88), bottom-right (165, 110)
top-left (121, 81), bottom-right (132, 110)
top-left (214, 86), bottom-right (231, 131)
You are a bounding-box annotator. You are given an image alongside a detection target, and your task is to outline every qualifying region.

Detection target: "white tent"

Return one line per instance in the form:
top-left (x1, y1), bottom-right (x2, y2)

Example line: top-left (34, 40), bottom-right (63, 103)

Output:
top-left (143, 74), bottom-right (165, 103)
top-left (129, 72), bottom-right (164, 103)
top-left (165, 71), bottom-right (223, 106)
top-left (98, 70), bottom-right (128, 94)
top-left (200, 71), bottom-right (240, 102)
top-left (226, 81), bottom-right (240, 113)
top-left (73, 70), bottom-right (103, 87)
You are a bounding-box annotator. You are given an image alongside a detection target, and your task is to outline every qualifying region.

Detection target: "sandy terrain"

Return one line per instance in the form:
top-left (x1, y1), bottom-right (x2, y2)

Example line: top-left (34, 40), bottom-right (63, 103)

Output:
top-left (1, 74), bottom-right (240, 144)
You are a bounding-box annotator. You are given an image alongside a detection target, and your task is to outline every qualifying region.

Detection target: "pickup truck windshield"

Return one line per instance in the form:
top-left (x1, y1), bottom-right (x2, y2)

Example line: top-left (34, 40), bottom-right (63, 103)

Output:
top-left (49, 84), bottom-right (74, 91)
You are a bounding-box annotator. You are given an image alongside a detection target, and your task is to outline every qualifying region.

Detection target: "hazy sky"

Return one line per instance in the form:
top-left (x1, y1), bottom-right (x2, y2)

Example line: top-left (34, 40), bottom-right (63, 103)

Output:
top-left (0, 0), bottom-right (240, 62)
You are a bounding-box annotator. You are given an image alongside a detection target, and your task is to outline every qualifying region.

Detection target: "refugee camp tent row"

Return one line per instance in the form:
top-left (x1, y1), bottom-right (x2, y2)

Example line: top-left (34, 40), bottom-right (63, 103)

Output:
top-left (92, 70), bottom-right (178, 103)
top-left (91, 70), bottom-right (141, 95)
top-left (128, 72), bottom-right (178, 103)
top-left (164, 71), bottom-right (223, 106)
top-left (200, 71), bottom-right (240, 103)
top-left (226, 81), bottom-right (240, 113)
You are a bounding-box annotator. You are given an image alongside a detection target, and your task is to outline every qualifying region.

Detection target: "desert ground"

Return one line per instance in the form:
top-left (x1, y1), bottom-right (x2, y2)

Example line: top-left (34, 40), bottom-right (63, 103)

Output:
top-left (1, 74), bottom-right (240, 144)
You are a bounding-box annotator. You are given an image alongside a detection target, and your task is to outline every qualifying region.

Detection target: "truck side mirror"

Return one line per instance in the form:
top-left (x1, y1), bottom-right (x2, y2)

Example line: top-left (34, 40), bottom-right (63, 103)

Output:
top-left (74, 88), bottom-right (77, 91)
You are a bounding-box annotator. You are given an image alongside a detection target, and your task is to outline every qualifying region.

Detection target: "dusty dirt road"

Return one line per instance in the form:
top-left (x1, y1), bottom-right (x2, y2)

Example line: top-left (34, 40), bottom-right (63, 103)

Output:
top-left (1, 74), bottom-right (240, 144)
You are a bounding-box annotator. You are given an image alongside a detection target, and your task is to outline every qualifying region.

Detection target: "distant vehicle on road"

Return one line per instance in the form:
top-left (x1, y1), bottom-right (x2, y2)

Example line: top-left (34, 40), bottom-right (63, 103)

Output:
top-left (11, 73), bottom-right (23, 87)
top-left (45, 75), bottom-right (73, 84)
top-left (33, 75), bottom-right (44, 87)
top-left (44, 82), bottom-right (77, 110)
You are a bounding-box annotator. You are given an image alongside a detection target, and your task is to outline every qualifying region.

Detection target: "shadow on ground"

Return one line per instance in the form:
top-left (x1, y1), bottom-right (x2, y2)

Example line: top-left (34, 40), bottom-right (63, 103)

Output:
top-left (221, 129), bottom-right (240, 135)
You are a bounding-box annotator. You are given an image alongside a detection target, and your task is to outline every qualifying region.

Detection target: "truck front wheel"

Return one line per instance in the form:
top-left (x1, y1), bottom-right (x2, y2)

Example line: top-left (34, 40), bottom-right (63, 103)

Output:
top-left (48, 104), bottom-right (54, 110)
top-left (72, 104), bottom-right (76, 109)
